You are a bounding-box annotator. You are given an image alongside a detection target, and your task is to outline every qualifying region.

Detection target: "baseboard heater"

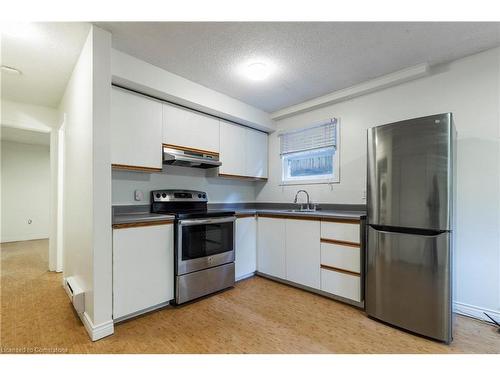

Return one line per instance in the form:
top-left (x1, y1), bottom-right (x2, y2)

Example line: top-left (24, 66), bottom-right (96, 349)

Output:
top-left (63, 277), bottom-right (85, 314)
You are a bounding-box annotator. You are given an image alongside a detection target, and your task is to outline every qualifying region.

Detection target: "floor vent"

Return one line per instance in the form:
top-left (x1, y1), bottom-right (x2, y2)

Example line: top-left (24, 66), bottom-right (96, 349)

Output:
top-left (63, 277), bottom-right (85, 314)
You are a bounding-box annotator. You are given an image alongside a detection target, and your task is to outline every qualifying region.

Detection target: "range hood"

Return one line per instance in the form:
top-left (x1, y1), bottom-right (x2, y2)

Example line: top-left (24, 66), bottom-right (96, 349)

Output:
top-left (163, 146), bottom-right (222, 169)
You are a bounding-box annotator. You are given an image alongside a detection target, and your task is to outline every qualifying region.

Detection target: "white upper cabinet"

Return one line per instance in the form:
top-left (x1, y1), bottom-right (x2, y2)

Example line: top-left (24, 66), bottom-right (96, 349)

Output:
top-left (219, 121), bottom-right (247, 176)
top-left (219, 121), bottom-right (268, 179)
top-left (245, 128), bottom-right (268, 179)
top-left (111, 86), bottom-right (267, 176)
top-left (162, 103), bottom-right (220, 153)
top-left (111, 87), bottom-right (163, 170)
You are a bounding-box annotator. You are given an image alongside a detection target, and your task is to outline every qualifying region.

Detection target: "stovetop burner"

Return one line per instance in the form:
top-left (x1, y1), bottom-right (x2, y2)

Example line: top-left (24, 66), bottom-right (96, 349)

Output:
top-left (150, 189), bottom-right (234, 219)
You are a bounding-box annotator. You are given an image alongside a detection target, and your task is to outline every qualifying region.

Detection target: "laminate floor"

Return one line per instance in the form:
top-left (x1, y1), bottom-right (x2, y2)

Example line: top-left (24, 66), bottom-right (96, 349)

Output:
top-left (1, 240), bottom-right (499, 354)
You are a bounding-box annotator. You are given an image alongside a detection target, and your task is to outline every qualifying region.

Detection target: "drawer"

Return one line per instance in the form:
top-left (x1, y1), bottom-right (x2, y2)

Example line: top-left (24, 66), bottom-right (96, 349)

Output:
top-left (321, 220), bottom-right (360, 243)
top-left (321, 242), bottom-right (360, 273)
top-left (321, 267), bottom-right (361, 302)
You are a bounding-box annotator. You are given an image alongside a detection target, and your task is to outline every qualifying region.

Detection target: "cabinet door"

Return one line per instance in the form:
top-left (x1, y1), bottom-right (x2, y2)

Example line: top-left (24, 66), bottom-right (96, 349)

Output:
top-left (245, 128), bottom-right (268, 178)
top-left (257, 217), bottom-right (286, 279)
top-left (219, 121), bottom-right (247, 176)
top-left (285, 219), bottom-right (321, 289)
top-left (113, 223), bottom-right (174, 320)
top-left (111, 87), bottom-right (163, 170)
top-left (235, 216), bottom-right (257, 280)
top-left (162, 103), bottom-right (220, 153)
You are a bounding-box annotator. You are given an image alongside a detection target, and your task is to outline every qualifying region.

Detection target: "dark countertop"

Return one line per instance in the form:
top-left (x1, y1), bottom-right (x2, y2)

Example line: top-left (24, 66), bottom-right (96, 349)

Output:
top-left (112, 205), bottom-right (174, 225)
top-left (234, 208), bottom-right (365, 220)
top-left (210, 202), bottom-right (366, 220)
top-left (112, 213), bottom-right (175, 225)
top-left (112, 202), bottom-right (366, 225)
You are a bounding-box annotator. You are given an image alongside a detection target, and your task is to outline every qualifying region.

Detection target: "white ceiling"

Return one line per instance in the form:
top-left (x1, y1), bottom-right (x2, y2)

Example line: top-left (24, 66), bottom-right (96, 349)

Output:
top-left (97, 22), bottom-right (500, 113)
top-left (1, 22), bottom-right (90, 108)
top-left (1, 126), bottom-right (50, 146)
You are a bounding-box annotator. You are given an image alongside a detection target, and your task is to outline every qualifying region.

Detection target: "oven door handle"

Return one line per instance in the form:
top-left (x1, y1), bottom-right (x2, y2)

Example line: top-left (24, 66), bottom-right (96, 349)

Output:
top-left (178, 216), bottom-right (236, 226)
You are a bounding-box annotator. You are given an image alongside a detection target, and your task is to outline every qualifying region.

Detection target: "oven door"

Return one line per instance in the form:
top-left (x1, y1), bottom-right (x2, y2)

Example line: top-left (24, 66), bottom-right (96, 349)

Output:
top-left (177, 216), bottom-right (235, 275)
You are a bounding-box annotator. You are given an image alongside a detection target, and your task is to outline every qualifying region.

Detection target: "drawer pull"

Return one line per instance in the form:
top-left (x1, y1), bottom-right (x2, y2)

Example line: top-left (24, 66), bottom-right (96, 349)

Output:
top-left (320, 264), bottom-right (360, 277)
top-left (320, 238), bottom-right (360, 248)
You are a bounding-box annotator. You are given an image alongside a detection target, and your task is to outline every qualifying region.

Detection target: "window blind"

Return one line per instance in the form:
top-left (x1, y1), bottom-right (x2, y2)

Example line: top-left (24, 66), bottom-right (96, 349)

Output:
top-left (279, 118), bottom-right (337, 155)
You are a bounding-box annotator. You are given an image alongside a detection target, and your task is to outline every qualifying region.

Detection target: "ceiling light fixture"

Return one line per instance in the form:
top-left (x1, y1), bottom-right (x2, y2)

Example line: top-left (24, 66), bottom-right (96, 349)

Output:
top-left (244, 62), bottom-right (271, 81)
top-left (1, 65), bottom-right (22, 75)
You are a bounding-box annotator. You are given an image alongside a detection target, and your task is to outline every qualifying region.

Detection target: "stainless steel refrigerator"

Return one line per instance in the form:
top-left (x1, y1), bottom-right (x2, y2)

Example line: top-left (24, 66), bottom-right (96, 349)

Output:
top-left (366, 113), bottom-right (456, 343)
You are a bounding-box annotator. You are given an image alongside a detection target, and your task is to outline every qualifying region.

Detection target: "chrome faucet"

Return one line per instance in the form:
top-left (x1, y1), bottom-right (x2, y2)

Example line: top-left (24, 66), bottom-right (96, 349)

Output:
top-left (294, 190), bottom-right (311, 210)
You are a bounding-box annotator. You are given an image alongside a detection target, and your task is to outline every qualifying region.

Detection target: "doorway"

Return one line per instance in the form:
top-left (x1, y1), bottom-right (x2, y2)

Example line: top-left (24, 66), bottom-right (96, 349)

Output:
top-left (1, 127), bottom-right (52, 267)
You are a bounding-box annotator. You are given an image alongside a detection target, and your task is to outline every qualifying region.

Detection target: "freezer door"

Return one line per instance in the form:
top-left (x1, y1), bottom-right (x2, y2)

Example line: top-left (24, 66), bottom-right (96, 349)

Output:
top-left (365, 225), bottom-right (452, 342)
top-left (367, 113), bottom-right (453, 230)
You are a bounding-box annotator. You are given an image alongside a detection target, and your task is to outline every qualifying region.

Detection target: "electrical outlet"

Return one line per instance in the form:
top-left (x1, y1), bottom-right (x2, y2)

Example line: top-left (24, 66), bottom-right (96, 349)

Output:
top-left (134, 190), bottom-right (144, 201)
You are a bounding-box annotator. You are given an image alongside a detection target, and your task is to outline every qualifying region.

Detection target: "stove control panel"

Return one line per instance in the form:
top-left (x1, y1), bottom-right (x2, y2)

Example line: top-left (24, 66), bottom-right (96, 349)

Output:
top-left (151, 189), bottom-right (207, 202)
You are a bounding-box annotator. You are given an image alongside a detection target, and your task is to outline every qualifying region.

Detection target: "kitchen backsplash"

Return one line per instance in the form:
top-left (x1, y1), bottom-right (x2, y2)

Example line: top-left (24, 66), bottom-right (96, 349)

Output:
top-left (112, 165), bottom-right (257, 205)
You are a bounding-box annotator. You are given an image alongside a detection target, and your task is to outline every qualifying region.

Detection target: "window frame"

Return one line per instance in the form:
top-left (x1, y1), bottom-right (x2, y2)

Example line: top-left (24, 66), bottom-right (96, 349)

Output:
top-left (279, 119), bottom-right (340, 186)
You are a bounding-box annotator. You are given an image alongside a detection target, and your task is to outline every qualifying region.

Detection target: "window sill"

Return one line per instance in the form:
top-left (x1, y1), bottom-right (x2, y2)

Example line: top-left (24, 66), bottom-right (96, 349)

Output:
top-left (279, 179), bottom-right (340, 186)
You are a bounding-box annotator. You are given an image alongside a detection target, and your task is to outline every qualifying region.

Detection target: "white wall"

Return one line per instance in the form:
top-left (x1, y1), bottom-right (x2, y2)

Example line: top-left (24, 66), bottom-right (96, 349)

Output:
top-left (91, 26), bottom-right (112, 329)
top-left (257, 47), bottom-right (500, 317)
top-left (111, 49), bottom-right (275, 132)
top-left (59, 25), bottom-right (113, 338)
top-left (60, 26), bottom-right (94, 321)
top-left (1, 140), bottom-right (50, 242)
top-left (113, 166), bottom-right (256, 205)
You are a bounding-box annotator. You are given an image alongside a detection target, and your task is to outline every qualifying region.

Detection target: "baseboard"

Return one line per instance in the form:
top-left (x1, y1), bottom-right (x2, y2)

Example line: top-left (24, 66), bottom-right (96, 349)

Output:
top-left (81, 312), bottom-right (114, 341)
top-left (1, 236), bottom-right (49, 244)
top-left (235, 271), bottom-right (256, 282)
top-left (454, 301), bottom-right (500, 323)
top-left (113, 301), bottom-right (171, 323)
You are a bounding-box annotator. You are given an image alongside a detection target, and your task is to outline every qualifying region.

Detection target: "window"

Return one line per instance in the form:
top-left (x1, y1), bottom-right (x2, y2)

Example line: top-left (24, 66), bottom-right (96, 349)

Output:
top-left (279, 118), bottom-right (339, 184)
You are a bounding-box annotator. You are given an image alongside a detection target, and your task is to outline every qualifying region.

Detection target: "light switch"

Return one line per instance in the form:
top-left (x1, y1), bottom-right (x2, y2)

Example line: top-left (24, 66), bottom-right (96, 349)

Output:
top-left (134, 190), bottom-right (144, 201)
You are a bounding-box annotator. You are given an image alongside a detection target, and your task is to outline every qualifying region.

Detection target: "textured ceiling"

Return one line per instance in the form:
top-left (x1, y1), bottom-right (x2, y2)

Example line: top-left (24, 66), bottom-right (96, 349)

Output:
top-left (97, 22), bottom-right (500, 113)
top-left (1, 22), bottom-right (90, 108)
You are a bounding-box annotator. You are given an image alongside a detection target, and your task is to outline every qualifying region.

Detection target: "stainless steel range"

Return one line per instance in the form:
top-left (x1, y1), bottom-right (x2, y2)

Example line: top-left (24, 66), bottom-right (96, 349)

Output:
top-left (151, 189), bottom-right (235, 304)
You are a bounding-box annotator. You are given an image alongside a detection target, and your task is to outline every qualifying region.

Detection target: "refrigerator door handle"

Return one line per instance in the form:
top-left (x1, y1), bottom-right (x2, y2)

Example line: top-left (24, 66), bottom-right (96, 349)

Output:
top-left (369, 224), bottom-right (447, 237)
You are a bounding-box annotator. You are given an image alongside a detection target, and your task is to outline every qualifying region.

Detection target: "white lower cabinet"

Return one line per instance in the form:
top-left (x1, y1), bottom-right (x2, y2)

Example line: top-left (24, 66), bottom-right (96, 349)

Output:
top-left (257, 217), bottom-right (286, 279)
top-left (321, 220), bottom-right (360, 244)
top-left (320, 242), bottom-right (360, 273)
top-left (321, 268), bottom-right (361, 302)
top-left (112, 223), bottom-right (174, 320)
top-left (285, 219), bottom-right (320, 289)
top-left (256, 215), bottom-right (363, 306)
top-left (257, 216), bottom-right (321, 289)
top-left (320, 220), bottom-right (362, 303)
top-left (235, 216), bottom-right (257, 280)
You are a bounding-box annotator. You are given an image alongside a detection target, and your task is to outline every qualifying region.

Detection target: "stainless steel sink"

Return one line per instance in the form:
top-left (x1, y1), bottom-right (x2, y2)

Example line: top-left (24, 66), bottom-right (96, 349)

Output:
top-left (285, 208), bottom-right (319, 213)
